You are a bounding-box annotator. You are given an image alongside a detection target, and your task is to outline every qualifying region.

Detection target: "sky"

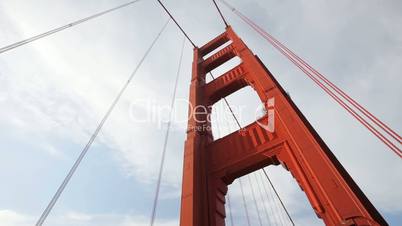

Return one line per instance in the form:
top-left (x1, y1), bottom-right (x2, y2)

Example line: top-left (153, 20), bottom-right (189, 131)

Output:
top-left (0, 0), bottom-right (401, 225)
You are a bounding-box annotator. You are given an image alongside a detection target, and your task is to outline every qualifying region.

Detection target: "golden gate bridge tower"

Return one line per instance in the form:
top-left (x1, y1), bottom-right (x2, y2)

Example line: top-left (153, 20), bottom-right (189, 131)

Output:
top-left (175, 0), bottom-right (395, 224)
top-left (179, 25), bottom-right (388, 226)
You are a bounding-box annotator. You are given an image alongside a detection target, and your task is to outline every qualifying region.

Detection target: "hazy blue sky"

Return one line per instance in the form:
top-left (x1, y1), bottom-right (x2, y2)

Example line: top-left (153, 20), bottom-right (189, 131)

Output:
top-left (0, 0), bottom-right (401, 225)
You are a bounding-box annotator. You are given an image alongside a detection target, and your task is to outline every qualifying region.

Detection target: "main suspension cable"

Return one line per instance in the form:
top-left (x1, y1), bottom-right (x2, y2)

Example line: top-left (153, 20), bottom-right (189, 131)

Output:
top-left (249, 17), bottom-right (402, 145)
top-left (266, 32), bottom-right (402, 144)
top-left (220, 0), bottom-right (401, 158)
top-left (156, 0), bottom-right (196, 48)
top-left (242, 12), bottom-right (402, 157)
top-left (207, 4), bottom-right (296, 223)
top-left (149, 35), bottom-right (186, 226)
top-left (0, 0), bottom-right (141, 54)
top-left (247, 175), bottom-right (263, 226)
top-left (35, 19), bottom-right (170, 226)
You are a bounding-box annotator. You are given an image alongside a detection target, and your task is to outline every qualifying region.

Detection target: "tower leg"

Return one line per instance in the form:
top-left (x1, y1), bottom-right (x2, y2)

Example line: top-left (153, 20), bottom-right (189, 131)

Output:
top-left (179, 27), bottom-right (387, 226)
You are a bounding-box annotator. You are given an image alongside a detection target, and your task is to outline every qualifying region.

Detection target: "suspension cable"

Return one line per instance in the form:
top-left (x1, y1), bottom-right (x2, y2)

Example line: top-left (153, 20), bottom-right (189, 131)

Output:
top-left (156, 0), bottom-right (196, 48)
top-left (263, 169), bottom-right (295, 225)
top-left (253, 173), bottom-right (272, 226)
top-left (35, 19), bottom-right (170, 226)
top-left (214, 113), bottom-right (234, 226)
top-left (217, 108), bottom-right (251, 225)
top-left (244, 14), bottom-right (402, 145)
top-left (149, 36), bottom-right (186, 226)
top-left (209, 72), bottom-right (293, 224)
top-left (209, 71), bottom-right (295, 224)
top-left (242, 12), bottom-right (402, 157)
top-left (247, 175), bottom-right (263, 226)
top-left (226, 193), bottom-right (235, 226)
top-left (220, 0), bottom-right (402, 158)
top-left (207, 5), bottom-right (296, 222)
top-left (269, 174), bottom-right (292, 225)
top-left (239, 178), bottom-right (252, 226)
top-left (258, 171), bottom-right (285, 225)
top-left (211, 0), bottom-right (229, 27)
top-left (265, 31), bottom-right (402, 144)
top-left (0, 0), bottom-right (141, 54)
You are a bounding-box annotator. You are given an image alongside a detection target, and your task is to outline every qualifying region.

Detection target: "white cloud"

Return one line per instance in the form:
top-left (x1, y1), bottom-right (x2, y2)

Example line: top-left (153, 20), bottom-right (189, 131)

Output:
top-left (0, 210), bottom-right (178, 226)
top-left (0, 210), bottom-right (32, 226)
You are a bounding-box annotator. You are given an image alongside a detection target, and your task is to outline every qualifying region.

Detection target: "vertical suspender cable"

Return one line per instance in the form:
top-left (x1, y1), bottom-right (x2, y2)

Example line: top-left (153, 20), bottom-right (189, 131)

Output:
top-left (239, 178), bottom-right (252, 226)
top-left (0, 0), bottom-right (141, 54)
top-left (259, 171), bottom-right (286, 225)
top-left (149, 36), bottom-right (186, 226)
top-left (35, 19), bottom-right (170, 226)
top-left (209, 71), bottom-right (292, 224)
top-left (226, 193), bottom-right (235, 226)
top-left (209, 2), bottom-right (296, 223)
top-left (247, 175), bottom-right (264, 226)
top-left (209, 72), bottom-right (287, 223)
top-left (207, 0), bottom-right (297, 218)
top-left (215, 92), bottom-right (251, 225)
top-left (263, 169), bottom-right (295, 225)
top-left (253, 173), bottom-right (272, 225)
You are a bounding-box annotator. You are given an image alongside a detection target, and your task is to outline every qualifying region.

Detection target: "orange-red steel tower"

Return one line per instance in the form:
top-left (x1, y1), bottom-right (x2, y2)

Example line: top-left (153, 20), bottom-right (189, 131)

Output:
top-left (180, 27), bottom-right (387, 226)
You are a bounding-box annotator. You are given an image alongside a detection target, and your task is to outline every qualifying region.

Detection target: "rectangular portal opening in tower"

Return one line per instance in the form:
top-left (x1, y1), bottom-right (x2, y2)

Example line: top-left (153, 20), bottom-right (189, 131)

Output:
top-left (203, 40), bottom-right (233, 60)
top-left (206, 56), bottom-right (241, 83)
top-left (210, 86), bottom-right (262, 140)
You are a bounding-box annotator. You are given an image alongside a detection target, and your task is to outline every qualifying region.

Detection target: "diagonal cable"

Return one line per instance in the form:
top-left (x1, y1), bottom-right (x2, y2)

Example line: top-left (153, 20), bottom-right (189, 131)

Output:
top-left (0, 0), bottom-right (141, 54)
top-left (259, 170), bottom-right (286, 225)
top-left (35, 19), bottom-right (170, 226)
top-left (263, 168), bottom-right (295, 225)
top-left (208, 73), bottom-right (256, 226)
top-left (247, 175), bottom-right (263, 226)
top-left (149, 35), bottom-right (186, 226)
top-left (220, 0), bottom-right (401, 158)
top-left (239, 178), bottom-right (251, 226)
top-left (253, 173), bottom-right (272, 225)
top-left (209, 73), bottom-right (242, 129)
top-left (206, 2), bottom-right (296, 220)
top-left (208, 72), bottom-right (293, 224)
top-left (226, 193), bottom-right (235, 226)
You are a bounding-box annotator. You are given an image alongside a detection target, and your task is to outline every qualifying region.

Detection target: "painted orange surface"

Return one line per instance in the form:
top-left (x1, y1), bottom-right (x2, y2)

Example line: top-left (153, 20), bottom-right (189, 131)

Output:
top-left (179, 27), bottom-right (387, 226)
